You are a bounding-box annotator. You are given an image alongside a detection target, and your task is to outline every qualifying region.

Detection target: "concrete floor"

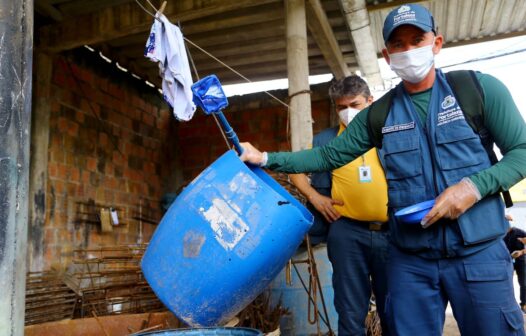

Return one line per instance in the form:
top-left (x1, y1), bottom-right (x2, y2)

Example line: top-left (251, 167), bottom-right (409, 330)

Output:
top-left (443, 311), bottom-right (461, 336)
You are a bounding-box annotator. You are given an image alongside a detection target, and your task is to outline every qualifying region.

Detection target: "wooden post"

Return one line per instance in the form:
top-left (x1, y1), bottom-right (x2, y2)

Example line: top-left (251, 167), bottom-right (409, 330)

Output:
top-left (0, 0), bottom-right (34, 334)
top-left (285, 0), bottom-right (312, 152)
top-left (28, 52), bottom-right (52, 272)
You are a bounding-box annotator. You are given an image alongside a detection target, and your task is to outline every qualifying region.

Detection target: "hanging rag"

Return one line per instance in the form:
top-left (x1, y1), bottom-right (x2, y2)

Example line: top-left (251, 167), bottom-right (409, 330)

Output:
top-left (145, 14), bottom-right (196, 121)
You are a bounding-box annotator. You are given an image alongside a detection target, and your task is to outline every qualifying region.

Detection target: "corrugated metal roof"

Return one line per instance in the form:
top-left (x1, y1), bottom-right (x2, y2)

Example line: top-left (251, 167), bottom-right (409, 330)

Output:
top-left (369, 0), bottom-right (526, 53)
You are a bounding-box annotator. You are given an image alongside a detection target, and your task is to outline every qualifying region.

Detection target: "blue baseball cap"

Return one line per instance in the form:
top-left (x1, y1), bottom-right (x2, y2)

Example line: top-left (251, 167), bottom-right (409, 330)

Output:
top-left (382, 4), bottom-right (436, 43)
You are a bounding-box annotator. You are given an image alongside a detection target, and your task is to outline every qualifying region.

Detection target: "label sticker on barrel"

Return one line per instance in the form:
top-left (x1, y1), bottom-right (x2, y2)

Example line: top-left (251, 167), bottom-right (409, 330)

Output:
top-left (202, 198), bottom-right (249, 251)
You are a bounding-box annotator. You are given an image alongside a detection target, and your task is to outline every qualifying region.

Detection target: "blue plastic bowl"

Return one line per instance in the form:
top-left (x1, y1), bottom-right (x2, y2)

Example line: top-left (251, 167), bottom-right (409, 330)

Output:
top-left (394, 200), bottom-right (435, 224)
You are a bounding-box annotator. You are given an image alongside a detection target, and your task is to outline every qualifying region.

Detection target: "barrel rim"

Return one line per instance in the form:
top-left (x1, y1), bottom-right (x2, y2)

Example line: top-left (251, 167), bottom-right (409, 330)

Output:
top-left (135, 326), bottom-right (263, 335)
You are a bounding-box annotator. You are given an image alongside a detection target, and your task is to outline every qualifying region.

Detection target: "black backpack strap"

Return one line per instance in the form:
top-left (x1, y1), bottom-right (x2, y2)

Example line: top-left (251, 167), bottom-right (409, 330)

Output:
top-left (445, 70), bottom-right (485, 133)
top-left (367, 89), bottom-right (394, 149)
top-left (446, 70), bottom-right (513, 207)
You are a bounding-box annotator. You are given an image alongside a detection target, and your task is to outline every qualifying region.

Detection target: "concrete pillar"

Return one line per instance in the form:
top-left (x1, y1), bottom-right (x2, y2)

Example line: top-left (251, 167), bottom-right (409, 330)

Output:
top-left (28, 52), bottom-right (52, 272)
top-left (285, 0), bottom-right (313, 152)
top-left (0, 1), bottom-right (34, 335)
top-left (339, 0), bottom-right (384, 88)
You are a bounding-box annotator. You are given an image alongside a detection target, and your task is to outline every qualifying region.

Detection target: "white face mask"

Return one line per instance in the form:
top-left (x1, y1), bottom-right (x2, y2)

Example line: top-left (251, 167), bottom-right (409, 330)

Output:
top-left (338, 107), bottom-right (361, 126)
top-left (388, 43), bottom-right (435, 83)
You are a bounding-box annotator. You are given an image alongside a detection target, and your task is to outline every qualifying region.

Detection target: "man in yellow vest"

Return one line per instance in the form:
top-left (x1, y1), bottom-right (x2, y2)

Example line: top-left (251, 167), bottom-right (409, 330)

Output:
top-left (290, 75), bottom-right (390, 335)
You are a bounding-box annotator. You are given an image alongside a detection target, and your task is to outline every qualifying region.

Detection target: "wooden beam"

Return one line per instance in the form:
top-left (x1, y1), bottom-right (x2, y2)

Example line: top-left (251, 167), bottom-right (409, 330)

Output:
top-left (38, 0), bottom-right (280, 52)
top-left (212, 59), bottom-right (332, 84)
top-left (28, 52), bottom-right (52, 272)
top-left (286, 0), bottom-right (313, 152)
top-left (192, 42), bottom-right (334, 72)
top-left (339, 0), bottom-right (383, 87)
top-left (190, 37), bottom-right (288, 59)
top-left (179, 2), bottom-right (284, 36)
top-left (35, 0), bottom-right (63, 21)
top-left (103, 18), bottom-right (284, 51)
top-left (186, 19), bottom-right (285, 48)
top-left (56, 0), bottom-right (130, 17)
top-left (306, 0), bottom-right (350, 79)
top-left (366, 0), bottom-right (426, 11)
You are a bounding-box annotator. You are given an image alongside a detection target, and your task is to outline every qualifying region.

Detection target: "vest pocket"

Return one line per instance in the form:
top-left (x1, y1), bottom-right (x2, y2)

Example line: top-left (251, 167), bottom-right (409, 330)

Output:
top-left (382, 136), bottom-right (422, 179)
top-left (382, 135), bottom-right (425, 209)
top-left (388, 186), bottom-right (426, 209)
top-left (457, 194), bottom-right (508, 245)
top-left (501, 307), bottom-right (525, 333)
top-left (389, 209), bottom-right (434, 251)
top-left (435, 124), bottom-right (485, 172)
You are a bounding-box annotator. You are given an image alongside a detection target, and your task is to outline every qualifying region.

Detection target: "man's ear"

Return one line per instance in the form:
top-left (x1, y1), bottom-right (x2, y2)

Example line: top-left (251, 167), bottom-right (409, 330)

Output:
top-left (367, 95), bottom-right (374, 105)
top-left (382, 48), bottom-right (390, 65)
top-left (433, 34), bottom-right (444, 54)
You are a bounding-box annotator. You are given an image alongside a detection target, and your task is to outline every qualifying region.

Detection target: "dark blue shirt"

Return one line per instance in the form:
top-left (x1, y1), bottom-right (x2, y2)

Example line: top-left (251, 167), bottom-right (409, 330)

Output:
top-left (504, 227), bottom-right (526, 262)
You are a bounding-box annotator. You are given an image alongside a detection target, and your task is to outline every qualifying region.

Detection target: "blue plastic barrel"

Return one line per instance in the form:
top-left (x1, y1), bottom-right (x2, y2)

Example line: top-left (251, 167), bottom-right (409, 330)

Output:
top-left (268, 245), bottom-right (338, 335)
top-left (142, 150), bottom-right (313, 327)
top-left (136, 327), bottom-right (262, 335)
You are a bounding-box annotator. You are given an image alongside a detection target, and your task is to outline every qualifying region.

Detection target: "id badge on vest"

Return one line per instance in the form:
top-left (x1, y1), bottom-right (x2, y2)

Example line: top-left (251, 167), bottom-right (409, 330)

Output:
top-left (359, 166), bottom-right (372, 183)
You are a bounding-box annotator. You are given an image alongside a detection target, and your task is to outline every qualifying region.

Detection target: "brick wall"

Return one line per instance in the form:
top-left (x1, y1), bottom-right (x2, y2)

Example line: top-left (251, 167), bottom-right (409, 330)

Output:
top-left (40, 51), bottom-right (175, 269)
top-left (34, 48), bottom-right (334, 270)
top-left (176, 84), bottom-right (333, 184)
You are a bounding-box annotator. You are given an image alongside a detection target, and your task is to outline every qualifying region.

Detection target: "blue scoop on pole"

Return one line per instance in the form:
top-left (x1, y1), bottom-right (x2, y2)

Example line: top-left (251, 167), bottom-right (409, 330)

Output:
top-left (191, 75), bottom-right (243, 155)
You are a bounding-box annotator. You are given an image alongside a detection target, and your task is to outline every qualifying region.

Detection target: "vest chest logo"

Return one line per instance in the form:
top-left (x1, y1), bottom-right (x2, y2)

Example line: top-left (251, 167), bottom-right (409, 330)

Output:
top-left (441, 95), bottom-right (456, 109)
top-left (382, 121), bottom-right (415, 134)
top-left (437, 107), bottom-right (465, 127)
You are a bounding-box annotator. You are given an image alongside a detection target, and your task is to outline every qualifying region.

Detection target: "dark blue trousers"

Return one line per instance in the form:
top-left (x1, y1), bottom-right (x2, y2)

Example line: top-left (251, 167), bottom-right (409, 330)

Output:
top-left (514, 259), bottom-right (526, 306)
top-left (386, 240), bottom-right (525, 335)
top-left (327, 217), bottom-right (390, 335)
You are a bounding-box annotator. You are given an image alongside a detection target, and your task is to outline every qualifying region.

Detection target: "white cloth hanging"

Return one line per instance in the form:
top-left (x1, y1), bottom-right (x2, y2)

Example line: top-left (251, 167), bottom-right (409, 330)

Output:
top-left (145, 14), bottom-right (196, 121)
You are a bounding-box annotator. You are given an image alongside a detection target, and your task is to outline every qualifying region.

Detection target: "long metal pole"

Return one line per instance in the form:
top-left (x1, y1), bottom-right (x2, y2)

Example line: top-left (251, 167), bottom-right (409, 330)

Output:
top-left (0, 1), bottom-right (34, 335)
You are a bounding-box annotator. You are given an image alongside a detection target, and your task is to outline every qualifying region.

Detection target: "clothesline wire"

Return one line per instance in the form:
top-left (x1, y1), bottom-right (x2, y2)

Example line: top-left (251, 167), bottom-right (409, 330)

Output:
top-left (179, 20), bottom-right (232, 151)
top-left (134, 0), bottom-right (291, 110)
top-left (181, 37), bottom-right (291, 110)
top-left (134, 0), bottom-right (157, 19)
top-left (145, 0), bottom-right (158, 13)
top-left (135, 0), bottom-right (304, 151)
top-left (136, 0), bottom-right (232, 149)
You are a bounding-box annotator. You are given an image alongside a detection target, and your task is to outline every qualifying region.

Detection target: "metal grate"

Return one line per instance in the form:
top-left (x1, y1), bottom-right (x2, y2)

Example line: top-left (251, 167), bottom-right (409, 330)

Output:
top-left (25, 271), bottom-right (78, 325)
top-left (70, 244), bottom-right (166, 318)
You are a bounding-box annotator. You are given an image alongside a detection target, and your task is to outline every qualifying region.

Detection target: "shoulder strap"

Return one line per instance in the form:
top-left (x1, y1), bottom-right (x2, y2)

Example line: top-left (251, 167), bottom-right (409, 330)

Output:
top-left (367, 89), bottom-right (394, 149)
top-left (445, 70), bottom-right (513, 207)
top-left (445, 70), bottom-right (485, 133)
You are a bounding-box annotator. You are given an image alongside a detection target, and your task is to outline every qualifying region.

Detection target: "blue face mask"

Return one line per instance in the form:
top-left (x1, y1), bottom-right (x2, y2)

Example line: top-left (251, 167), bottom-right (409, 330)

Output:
top-left (388, 42), bottom-right (435, 83)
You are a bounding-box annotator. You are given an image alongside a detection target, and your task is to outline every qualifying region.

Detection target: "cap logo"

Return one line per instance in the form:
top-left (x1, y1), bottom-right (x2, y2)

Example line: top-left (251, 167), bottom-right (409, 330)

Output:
top-left (383, 4), bottom-right (434, 42)
top-left (398, 5), bottom-right (411, 13)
